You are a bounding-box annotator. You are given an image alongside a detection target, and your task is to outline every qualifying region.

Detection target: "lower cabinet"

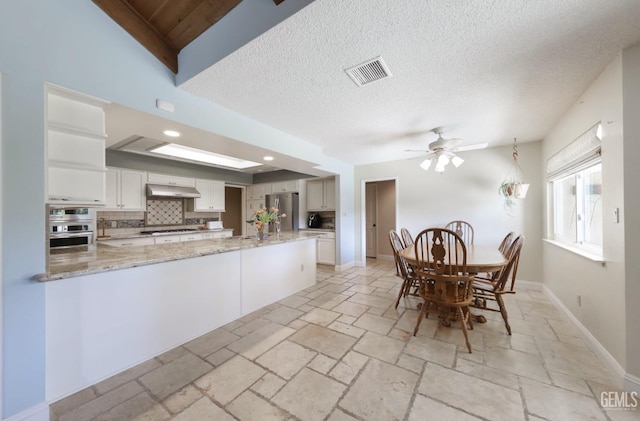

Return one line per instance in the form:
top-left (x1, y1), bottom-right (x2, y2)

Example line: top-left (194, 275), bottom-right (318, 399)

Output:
top-left (317, 232), bottom-right (336, 265)
top-left (203, 230), bottom-right (233, 239)
top-left (101, 231), bottom-right (234, 247)
top-left (180, 233), bottom-right (204, 242)
top-left (155, 235), bottom-right (182, 244)
top-left (100, 237), bottom-right (155, 247)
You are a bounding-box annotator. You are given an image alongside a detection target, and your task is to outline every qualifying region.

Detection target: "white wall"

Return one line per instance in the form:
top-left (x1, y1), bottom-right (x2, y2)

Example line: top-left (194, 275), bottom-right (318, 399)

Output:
top-left (622, 43), bottom-right (640, 385)
top-left (0, 72), bottom-right (4, 419)
top-left (542, 55), bottom-right (627, 376)
top-left (354, 141), bottom-right (543, 283)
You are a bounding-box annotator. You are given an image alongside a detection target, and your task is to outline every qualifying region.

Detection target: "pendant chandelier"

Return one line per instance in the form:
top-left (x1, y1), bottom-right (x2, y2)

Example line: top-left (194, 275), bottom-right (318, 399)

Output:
top-left (499, 138), bottom-right (529, 213)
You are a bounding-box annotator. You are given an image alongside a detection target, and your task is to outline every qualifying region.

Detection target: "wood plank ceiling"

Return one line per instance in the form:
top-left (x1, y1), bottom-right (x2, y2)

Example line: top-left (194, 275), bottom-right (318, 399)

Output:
top-left (92, 0), bottom-right (285, 73)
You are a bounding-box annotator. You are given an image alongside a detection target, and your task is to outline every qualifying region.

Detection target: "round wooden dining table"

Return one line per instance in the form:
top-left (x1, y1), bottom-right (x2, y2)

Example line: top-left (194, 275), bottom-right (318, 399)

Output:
top-left (400, 243), bottom-right (508, 324)
top-left (399, 244), bottom-right (508, 275)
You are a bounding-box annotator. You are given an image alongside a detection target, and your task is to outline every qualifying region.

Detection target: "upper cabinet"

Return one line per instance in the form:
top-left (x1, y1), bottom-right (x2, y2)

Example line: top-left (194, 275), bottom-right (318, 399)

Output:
top-left (306, 178), bottom-right (335, 211)
top-left (247, 183), bottom-right (272, 200)
top-left (271, 180), bottom-right (300, 193)
top-left (147, 173), bottom-right (196, 187)
top-left (194, 179), bottom-right (225, 212)
top-left (46, 87), bottom-right (108, 205)
top-left (105, 168), bottom-right (146, 211)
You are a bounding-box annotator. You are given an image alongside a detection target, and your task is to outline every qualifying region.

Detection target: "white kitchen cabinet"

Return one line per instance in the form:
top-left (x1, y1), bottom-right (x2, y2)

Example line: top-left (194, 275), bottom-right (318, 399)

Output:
top-left (194, 179), bottom-right (225, 212)
top-left (306, 178), bottom-right (336, 211)
top-left (100, 237), bottom-right (155, 248)
top-left (317, 232), bottom-right (336, 265)
top-left (105, 168), bottom-right (146, 211)
top-left (147, 173), bottom-right (196, 187)
top-left (202, 230), bottom-right (233, 239)
top-left (155, 235), bottom-right (182, 244)
top-left (247, 183), bottom-right (271, 200)
top-left (46, 87), bottom-right (108, 205)
top-left (180, 233), bottom-right (204, 242)
top-left (271, 180), bottom-right (300, 193)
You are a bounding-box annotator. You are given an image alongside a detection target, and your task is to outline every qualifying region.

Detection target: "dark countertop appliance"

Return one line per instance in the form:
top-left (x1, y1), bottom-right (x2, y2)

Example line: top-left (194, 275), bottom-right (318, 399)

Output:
top-left (307, 213), bottom-right (322, 228)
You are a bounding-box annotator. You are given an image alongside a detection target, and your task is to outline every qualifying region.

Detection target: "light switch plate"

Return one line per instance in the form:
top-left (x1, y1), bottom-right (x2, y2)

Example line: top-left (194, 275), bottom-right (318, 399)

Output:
top-left (613, 208), bottom-right (620, 223)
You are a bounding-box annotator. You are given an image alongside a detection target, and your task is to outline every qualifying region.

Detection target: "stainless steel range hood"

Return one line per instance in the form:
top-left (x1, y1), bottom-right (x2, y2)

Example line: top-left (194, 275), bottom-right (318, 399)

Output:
top-left (146, 184), bottom-right (201, 198)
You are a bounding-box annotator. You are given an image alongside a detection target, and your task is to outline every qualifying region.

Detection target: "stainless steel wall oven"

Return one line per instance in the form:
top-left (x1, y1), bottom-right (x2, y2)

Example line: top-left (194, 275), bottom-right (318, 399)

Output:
top-left (48, 207), bottom-right (95, 249)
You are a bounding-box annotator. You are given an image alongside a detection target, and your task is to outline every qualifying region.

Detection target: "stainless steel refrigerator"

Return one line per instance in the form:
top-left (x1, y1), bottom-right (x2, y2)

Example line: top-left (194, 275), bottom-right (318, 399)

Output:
top-left (265, 192), bottom-right (299, 232)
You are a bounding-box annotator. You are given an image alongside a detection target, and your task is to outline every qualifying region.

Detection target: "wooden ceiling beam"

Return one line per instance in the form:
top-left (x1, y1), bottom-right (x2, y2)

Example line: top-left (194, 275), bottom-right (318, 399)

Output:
top-left (92, 0), bottom-right (179, 73)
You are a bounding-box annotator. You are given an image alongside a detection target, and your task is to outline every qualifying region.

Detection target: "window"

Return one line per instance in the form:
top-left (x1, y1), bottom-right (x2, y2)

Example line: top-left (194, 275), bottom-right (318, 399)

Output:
top-left (547, 123), bottom-right (603, 257)
top-left (552, 163), bottom-right (602, 251)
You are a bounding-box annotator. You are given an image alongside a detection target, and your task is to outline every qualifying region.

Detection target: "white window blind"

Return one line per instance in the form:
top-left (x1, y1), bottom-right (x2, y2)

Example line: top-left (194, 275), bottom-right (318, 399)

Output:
top-left (546, 123), bottom-right (602, 180)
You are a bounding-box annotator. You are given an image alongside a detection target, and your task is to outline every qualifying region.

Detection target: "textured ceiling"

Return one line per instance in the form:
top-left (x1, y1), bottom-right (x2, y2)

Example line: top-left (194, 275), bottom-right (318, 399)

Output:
top-left (179, 0), bottom-right (640, 166)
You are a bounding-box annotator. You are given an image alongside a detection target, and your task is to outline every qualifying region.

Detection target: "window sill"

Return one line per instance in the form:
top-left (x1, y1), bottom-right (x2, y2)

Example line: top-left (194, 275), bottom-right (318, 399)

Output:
top-left (543, 239), bottom-right (604, 264)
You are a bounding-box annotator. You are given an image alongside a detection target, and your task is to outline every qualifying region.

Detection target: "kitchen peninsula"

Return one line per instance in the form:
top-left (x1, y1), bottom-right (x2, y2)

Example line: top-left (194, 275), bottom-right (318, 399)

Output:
top-left (38, 232), bottom-right (323, 402)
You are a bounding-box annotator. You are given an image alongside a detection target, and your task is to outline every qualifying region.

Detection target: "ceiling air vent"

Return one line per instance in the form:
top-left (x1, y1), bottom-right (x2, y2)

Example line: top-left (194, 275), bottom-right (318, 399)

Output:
top-left (345, 56), bottom-right (392, 87)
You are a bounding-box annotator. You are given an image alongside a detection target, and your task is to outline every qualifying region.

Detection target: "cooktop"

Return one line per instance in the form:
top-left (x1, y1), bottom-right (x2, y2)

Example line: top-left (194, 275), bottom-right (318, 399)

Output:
top-left (140, 228), bottom-right (199, 236)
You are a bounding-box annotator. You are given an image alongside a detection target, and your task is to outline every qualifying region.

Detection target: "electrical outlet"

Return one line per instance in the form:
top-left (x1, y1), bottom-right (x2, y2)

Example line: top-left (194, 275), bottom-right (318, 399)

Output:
top-left (613, 208), bottom-right (620, 223)
top-left (301, 264), bottom-right (304, 272)
top-left (577, 295), bottom-right (582, 307)
top-left (110, 221), bottom-right (117, 228)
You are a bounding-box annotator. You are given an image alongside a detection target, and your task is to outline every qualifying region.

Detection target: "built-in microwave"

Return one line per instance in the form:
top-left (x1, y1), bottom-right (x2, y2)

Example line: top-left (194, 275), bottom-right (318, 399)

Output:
top-left (48, 207), bottom-right (95, 249)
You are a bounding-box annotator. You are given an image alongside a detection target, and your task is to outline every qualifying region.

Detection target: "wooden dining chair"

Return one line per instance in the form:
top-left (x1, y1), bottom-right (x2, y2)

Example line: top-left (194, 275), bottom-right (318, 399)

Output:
top-left (412, 228), bottom-right (475, 352)
top-left (389, 230), bottom-right (420, 308)
top-left (445, 220), bottom-right (474, 245)
top-left (471, 235), bottom-right (525, 335)
top-left (480, 231), bottom-right (516, 280)
top-left (400, 227), bottom-right (414, 248)
top-left (499, 231), bottom-right (516, 254)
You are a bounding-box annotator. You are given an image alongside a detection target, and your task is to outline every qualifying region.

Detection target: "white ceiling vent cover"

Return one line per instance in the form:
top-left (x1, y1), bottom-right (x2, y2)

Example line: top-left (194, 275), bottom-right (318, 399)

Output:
top-left (345, 56), bottom-right (392, 87)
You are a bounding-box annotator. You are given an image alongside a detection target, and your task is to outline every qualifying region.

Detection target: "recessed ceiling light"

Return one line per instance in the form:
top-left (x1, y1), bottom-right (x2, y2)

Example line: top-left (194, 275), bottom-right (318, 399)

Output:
top-left (163, 130), bottom-right (181, 137)
top-left (263, 156), bottom-right (274, 161)
top-left (151, 143), bottom-right (261, 169)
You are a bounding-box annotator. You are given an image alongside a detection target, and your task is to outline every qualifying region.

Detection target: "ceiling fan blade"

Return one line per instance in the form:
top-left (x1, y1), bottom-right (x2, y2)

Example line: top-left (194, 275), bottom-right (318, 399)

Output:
top-left (454, 142), bottom-right (488, 152)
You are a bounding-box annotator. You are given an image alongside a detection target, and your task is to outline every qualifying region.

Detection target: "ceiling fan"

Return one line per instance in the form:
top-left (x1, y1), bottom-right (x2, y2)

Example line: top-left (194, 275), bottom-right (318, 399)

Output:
top-left (405, 127), bottom-right (488, 172)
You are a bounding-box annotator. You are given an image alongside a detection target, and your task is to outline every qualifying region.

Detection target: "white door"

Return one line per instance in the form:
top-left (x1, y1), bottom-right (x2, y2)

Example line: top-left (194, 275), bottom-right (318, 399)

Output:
top-left (365, 183), bottom-right (377, 258)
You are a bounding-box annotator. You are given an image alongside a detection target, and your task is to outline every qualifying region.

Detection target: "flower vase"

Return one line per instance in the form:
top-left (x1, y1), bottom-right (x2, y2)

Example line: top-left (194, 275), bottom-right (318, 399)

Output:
top-left (257, 224), bottom-right (269, 240)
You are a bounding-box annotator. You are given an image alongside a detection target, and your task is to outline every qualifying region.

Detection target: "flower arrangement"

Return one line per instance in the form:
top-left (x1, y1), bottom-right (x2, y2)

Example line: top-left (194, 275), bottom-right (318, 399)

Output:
top-left (246, 206), bottom-right (286, 237)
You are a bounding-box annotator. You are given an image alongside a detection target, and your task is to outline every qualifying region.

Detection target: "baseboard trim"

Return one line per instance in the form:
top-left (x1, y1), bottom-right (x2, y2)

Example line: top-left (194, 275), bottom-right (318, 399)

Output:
top-left (542, 284), bottom-right (627, 390)
top-left (516, 279), bottom-right (543, 291)
top-left (624, 373), bottom-right (640, 394)
top-left (335, 261), bottom-right (356, 272)
top-left (4, 402), bottom-right (49, 421)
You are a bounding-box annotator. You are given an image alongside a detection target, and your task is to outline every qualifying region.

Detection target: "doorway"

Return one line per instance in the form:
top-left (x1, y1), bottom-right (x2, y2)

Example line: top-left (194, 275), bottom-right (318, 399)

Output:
top-left (363, 179), bottom-right (397, 262)
top-left (365, 184), bottom-right (377, 258)
top-left (223, 186), bottom-right (244, 237)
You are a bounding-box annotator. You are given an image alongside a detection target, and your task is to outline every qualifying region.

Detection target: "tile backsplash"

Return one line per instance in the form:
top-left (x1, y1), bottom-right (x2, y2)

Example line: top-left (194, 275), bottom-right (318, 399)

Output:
top-left (96, 199), bottom-right (221, 237)
top-left (146, 199), bottom-right (183, 226)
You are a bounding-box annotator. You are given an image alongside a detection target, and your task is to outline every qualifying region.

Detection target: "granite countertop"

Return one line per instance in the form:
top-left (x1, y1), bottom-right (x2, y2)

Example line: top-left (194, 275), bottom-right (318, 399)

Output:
top-left (39, 231), bottom-right (326, 282)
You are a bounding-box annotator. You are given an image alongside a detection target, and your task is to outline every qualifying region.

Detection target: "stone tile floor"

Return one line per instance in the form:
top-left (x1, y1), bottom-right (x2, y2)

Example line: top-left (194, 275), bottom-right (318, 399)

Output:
top-left (51, 260), bottom-right (637, 420)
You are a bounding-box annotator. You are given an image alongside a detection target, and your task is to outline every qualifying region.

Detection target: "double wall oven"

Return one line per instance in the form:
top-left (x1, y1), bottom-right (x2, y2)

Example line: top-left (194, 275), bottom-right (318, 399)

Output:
top-left (48, 207), bottom-right (95, 249)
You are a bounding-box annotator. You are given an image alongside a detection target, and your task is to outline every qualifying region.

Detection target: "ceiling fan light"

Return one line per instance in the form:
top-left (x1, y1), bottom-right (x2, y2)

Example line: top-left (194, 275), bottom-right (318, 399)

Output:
top-left (451, 156), bottom-right (464, 167)
top-left (437, 154), bottom-right (450, 167)
top-left (435, 163), bottom-right (446, 173)
top-left (420, 158), bottom-right (432, 170)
